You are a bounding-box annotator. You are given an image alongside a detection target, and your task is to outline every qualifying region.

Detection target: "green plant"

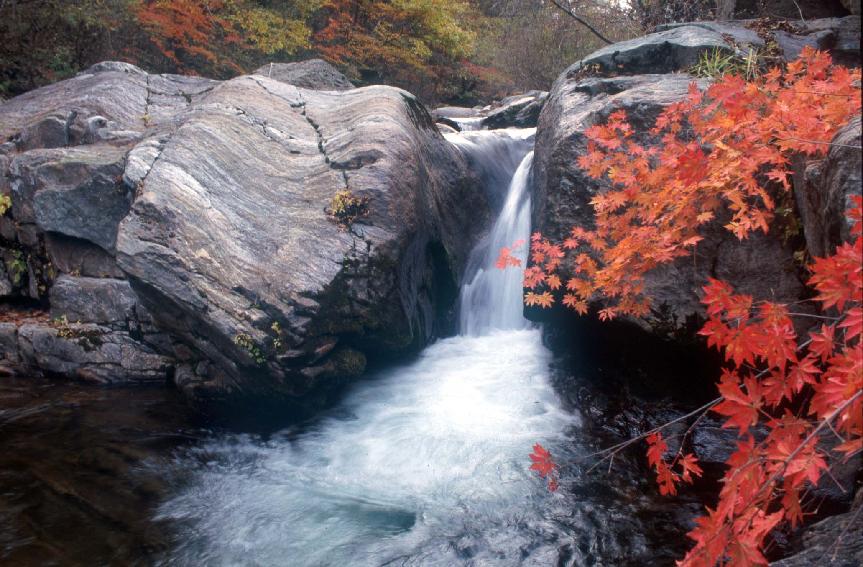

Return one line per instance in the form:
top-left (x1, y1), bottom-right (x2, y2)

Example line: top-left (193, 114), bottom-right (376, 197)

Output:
top-left (9, 252), bottom-right (27, 286)
top-left (234, 333), bottom-right (265, 365)
top-left (53, 315), bottom-right (75, 338)
top-left (0, 194), bottom-right (11, 216)
top-left (691, 47), bottom-right (762, 80)
top-left (326, 190), bottom-right (369, 229)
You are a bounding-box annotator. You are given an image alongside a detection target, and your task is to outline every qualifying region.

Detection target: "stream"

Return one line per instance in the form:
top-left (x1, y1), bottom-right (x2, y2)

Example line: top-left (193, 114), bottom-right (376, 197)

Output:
top-left (0, 128), bottom-right (692, 566)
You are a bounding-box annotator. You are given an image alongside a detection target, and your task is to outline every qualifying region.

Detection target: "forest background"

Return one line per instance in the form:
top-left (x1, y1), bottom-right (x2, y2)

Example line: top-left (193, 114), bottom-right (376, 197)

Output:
top-left (0, 0), bottom-right (722, 104)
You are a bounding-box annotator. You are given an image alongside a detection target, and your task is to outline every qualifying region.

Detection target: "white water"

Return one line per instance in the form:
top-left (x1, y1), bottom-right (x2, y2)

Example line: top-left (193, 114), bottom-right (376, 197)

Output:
top-left (157, 129), bottom-right (578, 566)
top-left (459, 152), bottom-right (533, 336)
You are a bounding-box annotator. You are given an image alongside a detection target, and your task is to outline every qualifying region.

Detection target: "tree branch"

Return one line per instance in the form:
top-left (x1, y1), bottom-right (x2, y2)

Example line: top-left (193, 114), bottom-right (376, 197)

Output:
top-left (547, 0), bottom-right (613, 45)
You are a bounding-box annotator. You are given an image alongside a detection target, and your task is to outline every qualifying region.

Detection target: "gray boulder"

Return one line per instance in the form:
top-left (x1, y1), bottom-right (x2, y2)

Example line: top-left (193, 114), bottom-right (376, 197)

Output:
top-left (0, 61), bottom-right (488, 408)
top-left (433, 91), bottom-right (548, 132)
top-left (49, 275), bottom-right (138, 325)
top-left (16, 322), bottom-right (172, 384)
top-left (771, 498), bottom-right (863, 566)
top-left (253, 59), bottom-right (354, 91)
top-left (116, 75), bottom-right (486, 403)
top-left (569, 25), bottom-right (734, 76)
top-left (570, 17), bottom-right (860, 78)
top-left (531, 73), bottom-right (798, 334)
top-left (795, 116), bottom-right (862, 258)
top-left (482, 91), bottom-right (549, 130)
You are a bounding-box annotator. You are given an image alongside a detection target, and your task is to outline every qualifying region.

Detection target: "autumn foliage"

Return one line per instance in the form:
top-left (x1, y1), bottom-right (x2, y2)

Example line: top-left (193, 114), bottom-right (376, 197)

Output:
top-left (508, 47), bottom-right (860, 320)
top-left (513, 49), bottom-right (862, 566)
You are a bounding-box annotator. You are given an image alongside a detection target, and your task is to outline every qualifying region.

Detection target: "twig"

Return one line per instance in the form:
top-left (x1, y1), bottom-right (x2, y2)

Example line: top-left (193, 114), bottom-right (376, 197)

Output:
top-left (582, 397), bottom-right (721, 473)
top-left (790, 0), bottom-right (806, 23)
top-left (756, 390), bottom-right (863, 501)
top-left (548, 0), bottom-right (613, 44)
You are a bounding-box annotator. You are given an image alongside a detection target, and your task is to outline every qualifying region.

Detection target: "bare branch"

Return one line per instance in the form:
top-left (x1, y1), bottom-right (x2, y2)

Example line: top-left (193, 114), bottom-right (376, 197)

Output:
top-left (547, 0), bottom-right (613, 45)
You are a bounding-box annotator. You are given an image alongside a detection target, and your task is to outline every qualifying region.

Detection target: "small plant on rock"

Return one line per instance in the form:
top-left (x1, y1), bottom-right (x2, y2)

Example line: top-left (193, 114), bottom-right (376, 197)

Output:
top-left (234, 333), bottom-right (266, 365)
top-left (0, 194), bottom-right (11, 216)
top-left (326, 190), bottom-right (369, 229)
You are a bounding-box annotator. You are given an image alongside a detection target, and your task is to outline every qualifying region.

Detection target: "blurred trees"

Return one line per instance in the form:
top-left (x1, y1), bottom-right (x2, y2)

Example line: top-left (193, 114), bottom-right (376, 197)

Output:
top-left (8, 0), bottom-right (823, 104)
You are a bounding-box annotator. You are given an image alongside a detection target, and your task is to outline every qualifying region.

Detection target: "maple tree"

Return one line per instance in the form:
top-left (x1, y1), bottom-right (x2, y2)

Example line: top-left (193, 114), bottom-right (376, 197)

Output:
top-left (134, 0), bottom-right (314, 77)
top-left (515, 49), bottom-right (862, 566)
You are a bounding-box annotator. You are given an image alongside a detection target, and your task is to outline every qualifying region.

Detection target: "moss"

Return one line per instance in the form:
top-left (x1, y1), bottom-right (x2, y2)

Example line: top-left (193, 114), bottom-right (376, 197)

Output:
top-left (326, 190), bottom-right (369, 229)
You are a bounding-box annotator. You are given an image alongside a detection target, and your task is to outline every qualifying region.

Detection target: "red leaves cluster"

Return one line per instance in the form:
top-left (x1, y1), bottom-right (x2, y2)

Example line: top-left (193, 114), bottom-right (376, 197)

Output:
top-left (646, 432), bottom-right (703, 496)
top-left (512, 51), bottom-right (863, 567)
top-left (499, 49), bottom-right (861, 319)
top-left (136, 0), bottom-right (243, 74)
top-left (678, 197), bottom-right (863, 566)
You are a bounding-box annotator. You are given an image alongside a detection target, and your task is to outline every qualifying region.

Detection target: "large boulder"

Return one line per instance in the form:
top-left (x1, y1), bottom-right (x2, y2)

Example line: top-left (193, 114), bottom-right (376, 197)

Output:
top-left (253, 59), bottom-right (354, 91)
top-left (531, 18), bottom-right (859, 338)
top-left (0, 62), bottom-right (488, 409)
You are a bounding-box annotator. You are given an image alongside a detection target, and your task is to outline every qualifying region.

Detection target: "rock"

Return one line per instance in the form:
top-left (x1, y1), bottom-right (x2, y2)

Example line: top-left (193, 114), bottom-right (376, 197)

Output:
top-left (795, 118), bottom-right (862, 258)
top-left (0, 322), bottom-right (20, 371)
top-left (531, 71), bottom-right (808, 337)
top-left (0, 62), bottom-right (487, 405)
top-left (9, 145), bottom-right (132, 251)
top-left (569, 26), bottom-right (734, 76)
top-left (432, 106), bottom-right (485, 132)
top-left (0, 263), bottom-right (13, 297)
top-left (482, 91), bottom-right (548, 129)
top-left (801, 16), bottom-right (861, 66)
top-left (16, 322), bottom-right (172, 384)
top-left (253, 59), bottom-right (354, 91)
top-left (771, 500), bottom-right (863, 566)
top-left (116, 75), bottom-right (486, 404)
top-left (842, 0), bottom-right (861, 14)
top-left (433, 91), bottom-right (548, 131)
top-left (49, 276), bottom-right (138, 325)
top-left (44, 234), bottom-right (125, 278)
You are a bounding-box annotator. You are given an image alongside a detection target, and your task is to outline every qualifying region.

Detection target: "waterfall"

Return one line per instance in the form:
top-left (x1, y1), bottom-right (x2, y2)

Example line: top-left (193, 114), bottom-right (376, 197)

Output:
top-left (444, 127), bottom-right (535, 335)
top-left (156, 125), bottom-right (578, 567)
top-left (460, 152), bottom-right (533, 335)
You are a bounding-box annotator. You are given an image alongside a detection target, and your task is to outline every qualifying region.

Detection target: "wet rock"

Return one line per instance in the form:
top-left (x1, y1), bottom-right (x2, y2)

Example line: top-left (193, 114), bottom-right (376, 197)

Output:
top-left (116, 76), bottom-right (486, 404)
top-left (772, 499), bottom-right (863, 566)
top-left (253, 59), bottom-right (355, 91)
top-left (16, 322), bottom-right (172, 384)
top-left (482, 91), bottom-right (548, 129)
top-left (795, 116), bottom-right (862, 258)
top-left (433, 91), bottom-right (548, 131)
top-left (0, 62), bottom-right (487, 405)
top-left (11, 146), bottom-right (132, 251)
top-left (49, 276), bottom-right (138, 325)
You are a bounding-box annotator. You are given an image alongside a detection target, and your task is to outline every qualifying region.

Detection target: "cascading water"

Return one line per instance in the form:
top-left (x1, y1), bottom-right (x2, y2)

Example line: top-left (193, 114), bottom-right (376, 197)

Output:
top-left (156, 128), bottom-right (580, 566)
top-left (459, 151), bottom-right (533, 335)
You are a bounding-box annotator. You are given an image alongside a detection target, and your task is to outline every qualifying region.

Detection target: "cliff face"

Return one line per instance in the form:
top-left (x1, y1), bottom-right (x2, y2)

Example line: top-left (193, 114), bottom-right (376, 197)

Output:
top-left (0, 60), bottom-right (489, 412)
